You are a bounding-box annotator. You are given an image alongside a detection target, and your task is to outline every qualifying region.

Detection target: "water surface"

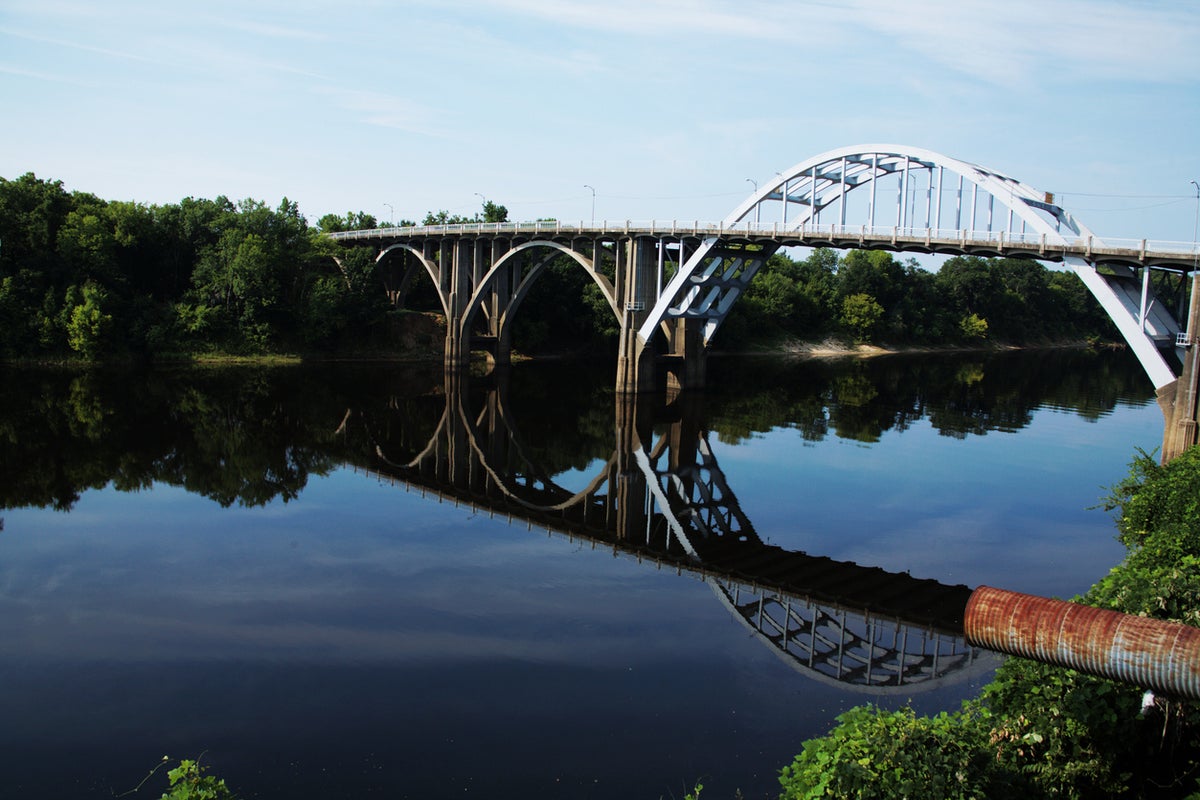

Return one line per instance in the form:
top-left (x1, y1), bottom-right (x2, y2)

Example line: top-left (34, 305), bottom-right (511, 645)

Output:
top-left (0, 349), bottom-right (1163, 798)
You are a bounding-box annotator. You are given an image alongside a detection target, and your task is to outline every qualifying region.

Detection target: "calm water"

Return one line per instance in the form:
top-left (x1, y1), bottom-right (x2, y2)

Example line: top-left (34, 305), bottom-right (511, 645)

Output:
top-left (0, 349), bottom-right (1163, 799)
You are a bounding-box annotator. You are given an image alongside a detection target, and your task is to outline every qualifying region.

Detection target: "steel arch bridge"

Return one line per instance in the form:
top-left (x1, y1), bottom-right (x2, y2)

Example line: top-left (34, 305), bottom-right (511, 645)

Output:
top-left (329, 144), bottom-right (1200, 457)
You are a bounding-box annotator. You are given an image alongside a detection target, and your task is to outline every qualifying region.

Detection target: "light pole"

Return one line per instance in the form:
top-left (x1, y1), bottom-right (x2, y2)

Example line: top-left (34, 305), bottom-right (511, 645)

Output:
top-left (746, 178), bottom-right (759, 224)
top-left (383, 203), bottom-right (393, 226)
top-left (1189, 179), bottom-right (1200, 340)
top-left (583, 184), bottom-right (595, 225)
top-left (1191, 180), bottom-right (1199, 254)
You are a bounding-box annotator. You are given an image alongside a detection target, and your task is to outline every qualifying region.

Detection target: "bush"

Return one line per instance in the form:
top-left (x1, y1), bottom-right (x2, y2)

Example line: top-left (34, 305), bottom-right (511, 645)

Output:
top-left (160, 758), bottom-right (236, 800)
top-left (778, 705), bottom-right (999, 799)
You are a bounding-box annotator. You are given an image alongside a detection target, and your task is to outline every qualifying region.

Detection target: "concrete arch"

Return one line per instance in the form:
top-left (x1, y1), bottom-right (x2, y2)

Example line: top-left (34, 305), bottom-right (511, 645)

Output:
top-left (378, 242), bottom-right (449, 318)
top-left (460, 239), bottom-right (620, 344)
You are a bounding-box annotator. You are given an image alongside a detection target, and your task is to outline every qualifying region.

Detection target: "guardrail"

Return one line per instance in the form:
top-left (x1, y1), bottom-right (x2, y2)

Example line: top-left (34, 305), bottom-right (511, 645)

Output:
top-left (327, 220), bottom-right (1200, 258)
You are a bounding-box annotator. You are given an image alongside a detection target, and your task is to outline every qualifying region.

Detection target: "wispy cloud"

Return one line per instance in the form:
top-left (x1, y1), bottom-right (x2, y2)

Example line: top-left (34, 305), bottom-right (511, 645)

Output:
top-left (441, 0), bottom-right (1200, 88)
top-left (212, 17), bottom-right (330, 42)
top-left (441, 0), bottom-right (838, 40)
top-left (0, 25), bottom-right (159, 64)
top-left (847, 0), bottom-right (1200, 86)
top-left (324, 88), bottom-right (450, 137)
top-left (0, 62), bottom-right (107, 88)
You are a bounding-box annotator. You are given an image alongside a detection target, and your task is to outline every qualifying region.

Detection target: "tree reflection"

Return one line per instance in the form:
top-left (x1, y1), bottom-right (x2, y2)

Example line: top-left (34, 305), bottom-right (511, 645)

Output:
top-left (705, 348), bottom-right (1151, 445)
top-left (0, 348), bottom-right (1153, 512)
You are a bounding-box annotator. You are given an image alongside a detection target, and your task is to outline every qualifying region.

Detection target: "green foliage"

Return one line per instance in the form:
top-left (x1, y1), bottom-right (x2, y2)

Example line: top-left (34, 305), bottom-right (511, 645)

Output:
top-left (716, 248), bottom-right (1111, 350)
top-left (65, 283), bottom-right (113, 357)
top-left (1104, 447), bottom-right (1200, 552)
top-left (983, 661), bottom-right (1141, 797)
top-left (421, 199), bottom-right (508, 225)
top-left (839, 293), bottom-right (884, 342)
top-left (959, 312), bottom-right (989, 340)
top-left (778, 705), bottom-right (998, 799)
top-left (317, 210), bottom-right (378, 232)
top-left (0, 174), bottom-right (402, 360)
top-left (161, 759), bottom-right (235, 800)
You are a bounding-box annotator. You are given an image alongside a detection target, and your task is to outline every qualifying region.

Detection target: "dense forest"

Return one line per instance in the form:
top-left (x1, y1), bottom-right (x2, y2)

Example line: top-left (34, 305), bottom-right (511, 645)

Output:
top-left (0, 172), bottom-right (1117, 362)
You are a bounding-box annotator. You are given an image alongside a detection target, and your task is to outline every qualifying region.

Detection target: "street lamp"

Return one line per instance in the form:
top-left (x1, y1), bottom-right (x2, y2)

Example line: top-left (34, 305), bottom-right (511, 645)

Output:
top-left (746, 178), bottom-right (759, 224)
top-left (583, 184), bottom-right (595, 225)
top-left (1189, 180), bottom-right (1199, 340)
top-left (1191, 180), bottom-right (1199, 251)
top-left (383, 203), bottom-right (393, 226)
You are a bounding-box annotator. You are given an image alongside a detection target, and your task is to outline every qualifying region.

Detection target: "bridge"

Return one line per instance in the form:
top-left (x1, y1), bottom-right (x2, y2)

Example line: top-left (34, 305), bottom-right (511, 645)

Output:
top-left (329, 144), bottom-right (1200, 460)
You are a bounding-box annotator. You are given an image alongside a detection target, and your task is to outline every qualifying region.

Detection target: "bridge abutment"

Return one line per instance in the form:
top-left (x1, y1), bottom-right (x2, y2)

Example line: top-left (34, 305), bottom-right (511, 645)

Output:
top-left (1160, 273), bottom-right (1200, 462)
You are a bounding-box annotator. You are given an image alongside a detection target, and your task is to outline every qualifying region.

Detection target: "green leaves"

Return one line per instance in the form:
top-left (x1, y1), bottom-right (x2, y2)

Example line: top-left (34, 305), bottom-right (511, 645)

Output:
top-left (778, 705), bottom-right (996, 800)
top-left (161, 758), bottom-right (235, 800)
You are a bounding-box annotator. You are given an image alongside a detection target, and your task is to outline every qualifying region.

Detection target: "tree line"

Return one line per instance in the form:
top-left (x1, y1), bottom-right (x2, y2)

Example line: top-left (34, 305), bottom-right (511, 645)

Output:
top-left (716, 246), bottom-right (1116, 348)
top-left (0, 171), bottom-right (1116, 362)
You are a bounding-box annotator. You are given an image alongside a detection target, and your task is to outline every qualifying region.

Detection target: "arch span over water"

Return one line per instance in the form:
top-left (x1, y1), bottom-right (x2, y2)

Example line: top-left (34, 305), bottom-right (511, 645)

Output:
top-left (641, 144), bottom-right (1181, 392)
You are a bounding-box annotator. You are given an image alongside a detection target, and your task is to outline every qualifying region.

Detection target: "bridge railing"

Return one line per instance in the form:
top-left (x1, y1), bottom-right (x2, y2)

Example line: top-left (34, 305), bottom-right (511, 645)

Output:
top-left (327, 221), bottom-right (1200, 258)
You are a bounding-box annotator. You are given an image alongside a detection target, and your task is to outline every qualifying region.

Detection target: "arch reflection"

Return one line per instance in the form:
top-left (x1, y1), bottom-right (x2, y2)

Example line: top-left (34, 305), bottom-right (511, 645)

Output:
top-left (353, 368), bottom-right (997, 693)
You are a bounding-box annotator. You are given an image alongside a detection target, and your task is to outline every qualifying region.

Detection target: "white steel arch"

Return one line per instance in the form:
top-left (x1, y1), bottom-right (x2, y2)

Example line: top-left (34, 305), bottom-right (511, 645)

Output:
top-left (724, 144), bottom-right (1095, 240)
top-left (642, 144), bottom-right (1178, 389)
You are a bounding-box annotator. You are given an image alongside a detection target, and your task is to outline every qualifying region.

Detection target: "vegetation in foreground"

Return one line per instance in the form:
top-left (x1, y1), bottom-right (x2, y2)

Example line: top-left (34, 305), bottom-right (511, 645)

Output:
top-left (1, 172), bottom-right (1122, 365)
top-left (779, 447), bottom-right (1200, 799)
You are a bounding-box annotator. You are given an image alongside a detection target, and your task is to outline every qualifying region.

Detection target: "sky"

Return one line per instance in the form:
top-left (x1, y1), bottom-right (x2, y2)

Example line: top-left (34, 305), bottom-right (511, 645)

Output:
top-left (2, 0), bottom-right (1199, 243)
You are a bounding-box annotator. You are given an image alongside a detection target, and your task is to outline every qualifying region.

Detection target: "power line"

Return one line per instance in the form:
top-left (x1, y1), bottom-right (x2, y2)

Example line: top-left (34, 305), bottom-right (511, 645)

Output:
top-left (1054, 191), bottom-right (1193, 199)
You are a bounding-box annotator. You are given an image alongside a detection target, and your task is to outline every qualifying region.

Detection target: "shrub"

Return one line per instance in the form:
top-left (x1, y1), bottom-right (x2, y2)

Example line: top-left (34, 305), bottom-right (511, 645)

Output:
top-left (778, 705), bottom-right (998, 799)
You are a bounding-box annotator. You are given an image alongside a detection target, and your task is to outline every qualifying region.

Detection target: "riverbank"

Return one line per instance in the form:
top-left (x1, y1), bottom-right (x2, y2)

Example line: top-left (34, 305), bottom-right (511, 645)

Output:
top-left (715, 335), bottom-right (1115, 361)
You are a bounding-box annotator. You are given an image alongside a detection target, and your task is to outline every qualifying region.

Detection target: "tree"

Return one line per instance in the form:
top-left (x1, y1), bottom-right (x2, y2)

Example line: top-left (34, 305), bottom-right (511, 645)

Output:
top-left (481, 200), bottom-right (508, 223)
top-left (840, 292), bottom-right (884, 342)
top-left (64, 283), bottom-right (113, 358)
top-left (959, 312), bottom-right (989, 340)
top-left (317, 211), bottom-right (379, 232)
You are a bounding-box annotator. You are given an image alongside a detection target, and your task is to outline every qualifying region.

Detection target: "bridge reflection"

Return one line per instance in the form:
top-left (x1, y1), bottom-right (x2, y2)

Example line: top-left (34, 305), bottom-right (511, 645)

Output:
top-left (346, 368), bottom-right (996, 693)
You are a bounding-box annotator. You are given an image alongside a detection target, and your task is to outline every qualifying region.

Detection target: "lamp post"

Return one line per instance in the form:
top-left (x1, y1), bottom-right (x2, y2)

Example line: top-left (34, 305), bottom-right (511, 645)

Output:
top-left (383, 203), bottom-right (393, 226)
top-left (583, 185), bottom-right (595, 226)
top-left (1191, 180), bottom-right (1199, 255)
top-left (1189, 180), bottom-right (1200, 341)
top-left (746, 178), bottom-right (759, 224)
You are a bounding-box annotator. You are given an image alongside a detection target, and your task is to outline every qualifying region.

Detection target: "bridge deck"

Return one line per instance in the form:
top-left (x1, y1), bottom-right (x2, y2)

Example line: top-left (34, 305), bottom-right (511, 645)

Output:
top-left (330, 220), bottom-right (1200, 269)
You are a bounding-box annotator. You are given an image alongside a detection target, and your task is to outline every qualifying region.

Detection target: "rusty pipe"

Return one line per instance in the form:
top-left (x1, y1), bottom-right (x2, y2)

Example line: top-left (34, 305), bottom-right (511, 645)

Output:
top-left (963, 585), bottom-right (1200, 700)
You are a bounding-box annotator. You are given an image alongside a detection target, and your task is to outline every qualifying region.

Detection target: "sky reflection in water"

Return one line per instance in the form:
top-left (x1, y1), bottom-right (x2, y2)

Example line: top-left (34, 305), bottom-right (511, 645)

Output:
top-left (0, 350), bottom-right (1165, 799)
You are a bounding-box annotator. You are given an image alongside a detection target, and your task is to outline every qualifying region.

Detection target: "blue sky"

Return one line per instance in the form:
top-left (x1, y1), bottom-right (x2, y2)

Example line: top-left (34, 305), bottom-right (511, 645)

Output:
top-left (2, 0), bottom-right (1198, 243)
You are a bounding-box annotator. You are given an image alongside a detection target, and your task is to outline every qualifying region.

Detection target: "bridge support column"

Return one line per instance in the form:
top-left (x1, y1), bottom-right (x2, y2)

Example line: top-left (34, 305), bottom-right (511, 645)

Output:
top-left (444, 240), bottom-right (472, 369)
top-left (664, 318), bottom-right (706, 392)
top-left (1161, 271), bottom-right (1200, 462)
top-left (613, 391), bottom-right (655, 541)
top-left (488, 239), bottom-right (512, 367)
top-left (615, 237), bottom-right (658, 394)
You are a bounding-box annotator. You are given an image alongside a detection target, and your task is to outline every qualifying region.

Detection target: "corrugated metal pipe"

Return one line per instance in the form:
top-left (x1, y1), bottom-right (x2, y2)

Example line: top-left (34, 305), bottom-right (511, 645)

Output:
top-left (963, 586), bottom-right (1200, 700)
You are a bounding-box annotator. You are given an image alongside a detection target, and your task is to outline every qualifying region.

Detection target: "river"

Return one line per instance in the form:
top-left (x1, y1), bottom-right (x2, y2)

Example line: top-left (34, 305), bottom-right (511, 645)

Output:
top-left (0, 348), bottom-right (1164, 799)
